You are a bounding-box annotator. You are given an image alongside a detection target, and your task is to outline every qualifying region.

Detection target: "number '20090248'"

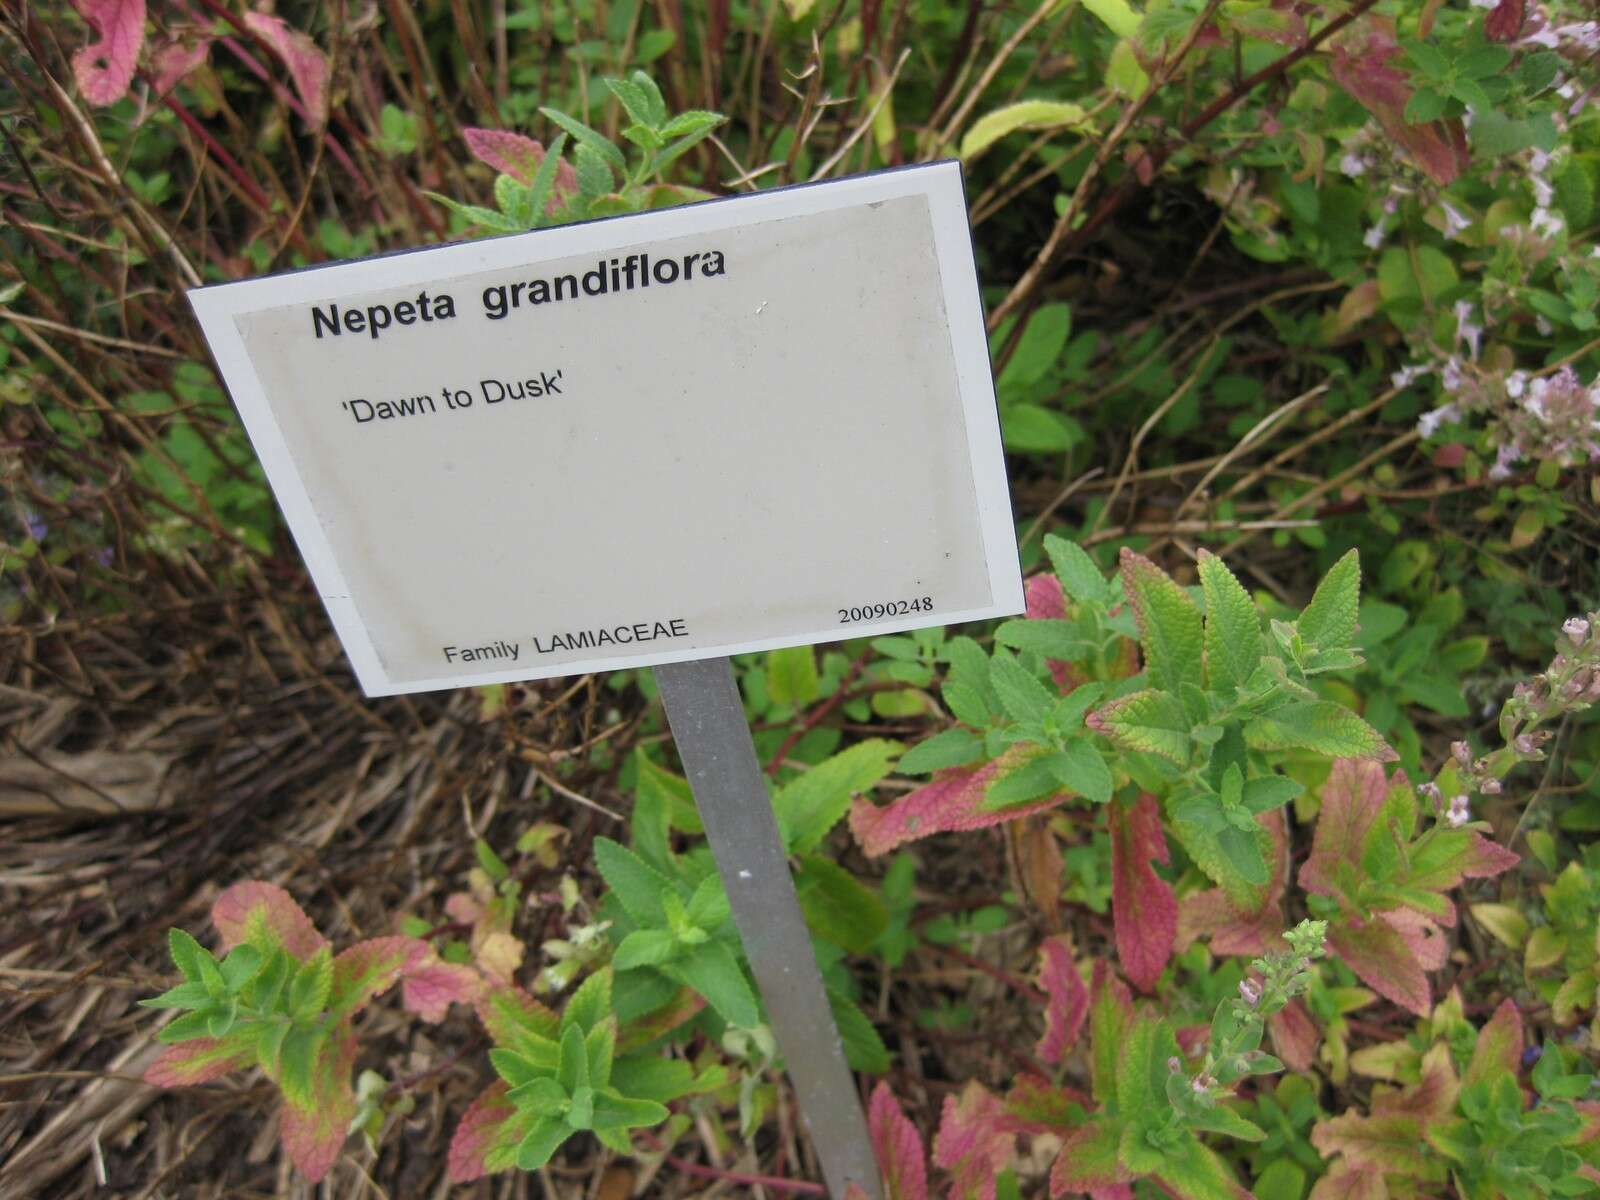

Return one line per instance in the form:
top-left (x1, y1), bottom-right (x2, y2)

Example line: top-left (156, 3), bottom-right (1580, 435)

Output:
top-left (838, 597), bottom-right (933, 623)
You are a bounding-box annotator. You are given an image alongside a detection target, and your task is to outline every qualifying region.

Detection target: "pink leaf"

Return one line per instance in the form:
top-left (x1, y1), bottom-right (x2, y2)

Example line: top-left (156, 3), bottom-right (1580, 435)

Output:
top-left (932, 1082), bottom-right (1014, 1200)
top-left (331, 936), bottom-right (429, 1014)
top-left (1268, 999), bottom-right (1320, 1073)
top-left (1299, 759), bottom-right (1390, 901)
top-left (868, 1082), bottom-right (929, 1200)
top-left (1109, 793), bottom-right (1176, 992)
top-left (1329, 30), bottom-right (1469, 185)
top-left (1460, 833), bottom-right (1520, 879)
top-left (1328, 916), bottom-right (1432, 1016)
top-left (1307, 1163), bottom-right (1388, 1200)
top-left (277, 1029), bottom-right (357, 1181)
top-left (1464, 998), bottom-right (1523, 1088)
top-left (1048, 1121), bottom-right (1135, 1198)
top-left (850, 749), bottom-right (1066, 857)
top-left (144, 1037), bottom-right (253, 1087)
top-left (1483, 0), bottom-right (1525, 41)
top-left (150, 34), bottom-right (210, 97)
top-left (448, 1082), bottom-right (518, 1183)
top-left (1384, 907), bottom-right (1448, 969)
top-left (1025, 575), bottom-right (1080, 690)
top-left (1002, 1074), bottom-right (1087, 1135)
top-left (1035, 935), bottom-right (1089, 1065)
top-left (211, 881), bottom-right (326, 959)
top-left (403, 960), bottom-right (484, 1023)
top-left (72, 0), bottom-right (146, 106)
top-left (242, 12), bottom-right (330, 123)
top-left (462, 128), bottom-right (580, 213)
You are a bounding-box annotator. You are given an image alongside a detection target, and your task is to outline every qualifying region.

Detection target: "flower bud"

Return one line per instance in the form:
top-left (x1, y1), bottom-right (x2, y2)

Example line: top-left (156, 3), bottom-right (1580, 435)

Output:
top-left (1480, 778), bottom-right (1503, 795)
top-left (1239, 979), bottom-right (1262, 1007)
top-left (1447, 795), bottom-right (1471, 827)
top-left (1565, 617), bottom-right (1591, 646)
top-left (1452, 741), bottom-right (1472, 766)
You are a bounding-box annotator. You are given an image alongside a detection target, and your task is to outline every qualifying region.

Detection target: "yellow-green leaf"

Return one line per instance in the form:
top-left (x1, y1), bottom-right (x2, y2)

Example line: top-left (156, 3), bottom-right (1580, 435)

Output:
top-left (960, 100), bottom-right (1090, 160)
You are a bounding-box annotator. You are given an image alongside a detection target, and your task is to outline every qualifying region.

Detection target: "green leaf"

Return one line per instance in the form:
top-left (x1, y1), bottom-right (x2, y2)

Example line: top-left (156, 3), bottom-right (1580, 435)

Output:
top-left (1082, 0), bottom-right (1141, 37)
top-left (557, 1024), bottom-right (590, 1093)
top-left (997, 303), bottom-right (1073, 387)
top-left (604, 76), bottom-right (658, 128)
top-left (898, 728), bottom-right (984, 774)
top-left (140, 980), bottom-right (212, 1010)
top-left (942, 680), bottom-right (992, 727)
top-left (1217, 826), bottom-right (1269, 887)
top-left (989, 653), bottom-right (1055, 724)
top-left (773, 740), bottom-right (899, 854)
top-left (277, 1024), bottom-right (326, 1105)
top-left (424, 191), bottom-right (524, 232)
top-left (562, 967), bottom-right (614, 1037)
top-left (659, 110), bottom-right (724, 139)
top-left (287, 948), bottom-right (333, 1019)
top-left (830, 989), bottom-right (891, 1072)
top-left (1001, 404), bottom-right (1084, 452)
top-left (960, 102), bottom-right (1089, 160)
top-left (220, 944), bottom-right (264, 992)
top-left (490, 1048), bottom-right (548, 1089)
top-left (591, 1088), bottom-right (670, 1130)
top-left (685, 875), bottom-right (731, 931)
top-left (1297, 550), bottom-right (1359, 650)
top-left (538, 106), bottom-right (626, 171)
top-left (766, 645), bottom-right (820, 707)
top-left (572, 141), bottom-right (614, 198)
top-left (1043, 535), bottom-right (1109, 607)
top-left (168, 929), bottom-right (210, 983)
top-left (994, 619), bottom-right (1096, 661)
top-left (629, 71), bottom-right (669, 125)
top-left (609, 1055), bottom-right (698, 1102)
top-left (796, 855), bottom-right (888, 952)
top-left (1090, 689), bottom-right (1190, 763)
top-left (1187, 1103), bottom-right (1267, 1142)
top-left (1240, 774), bottom-right (1302, 813)
top-left (1404, 87), bottom-right (1447, 125)
top-left (1245, 701), bottom-right (1393, 761)
top-left (524, 131), bottom-right (569, 224)
top-left (593, 838), bottom-right (673, 926)
top-left (1197, 551), bottom-right (1260, 693)
top-left (1120, 550), bottom-right (1204, 694)
top-left (1403, 40), bottom-right (1448, 79)
top-left (1045, 740), bottom-right (1114, 804)
top-left (1459, 44), bottom-right (1511, 78)
top-left (614, 929), bottom-right (679, 970)
top-left (514, 1116), bottom-right (572, 1170)
top-left (669, 941), bottom-right (759, 1028)
top-left (983, 752), bottom-right (1063, 810)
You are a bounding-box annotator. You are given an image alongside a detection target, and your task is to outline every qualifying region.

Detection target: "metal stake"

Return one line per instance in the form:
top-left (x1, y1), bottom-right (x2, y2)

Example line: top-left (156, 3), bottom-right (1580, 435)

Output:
top-left (653, 656), bottom-right (882, 1200)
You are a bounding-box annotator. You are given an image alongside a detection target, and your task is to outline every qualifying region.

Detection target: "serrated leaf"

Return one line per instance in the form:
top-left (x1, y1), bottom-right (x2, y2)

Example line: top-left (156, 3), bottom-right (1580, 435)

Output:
top-left (562, 966), bottom-right (613, 1037)
top-left (766, 645), bottom-right (820, 707)
top-left (1197, 550), bottom-right (1261, 693)
top-left (668, 941), bottom-right (758, 1028)
top-left (1046, 739), bottom-right (1113, 804)
top-left (593, 838), bottom-right (673, 926)
top-left (614, 929), bottom-right (679, 970)
top-left (1246, 701), bottom-right (1394, 762)
top-left (659, 109), bottom-right (724, 139)
top-left (1110, 794), bottom-right (1176, 991)
top-left (849, 747), bottom-right (1067, 855)
top-left (1298, 550), bottom-right (1359, 651)
top-left (1043, 535), bottom-right (1110, 607)
top-left (538, 106), bottom-right (626, 171)
top-left (774, 739), bottom-right (899, 854)
top-left (1088, 688), bottom-right (1190, 763)
top-left (993, 619), bottom-right (1096, 661)
top-left (898, 728), bottom-right (984, 774)
top-left (960, 100), bottom-right (1090, 160)
top-left (797, 855), bottom-right (888, 953)
top-left (867, 1082), bottom-right (929, 1200)
top-left (989, 654), bottom-right (1055, 724)
top-left (831, 989), bottom-right (890, 1073)
top-left (1035, 934), bottom-right (1089, 1064)
top-left (1120, 549), bottom-right (1204, 695)
top-left (942, 680), bottom-right (992, 727)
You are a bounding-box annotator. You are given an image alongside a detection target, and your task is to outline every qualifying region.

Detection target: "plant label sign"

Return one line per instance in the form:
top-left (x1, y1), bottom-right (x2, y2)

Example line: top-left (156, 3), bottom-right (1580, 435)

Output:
top-left (191, 162), bottom-right (1023, 696)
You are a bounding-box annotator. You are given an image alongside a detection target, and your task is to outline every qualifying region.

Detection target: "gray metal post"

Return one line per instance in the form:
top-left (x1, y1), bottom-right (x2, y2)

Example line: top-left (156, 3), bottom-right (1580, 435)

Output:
top-left (653, 656), bottom-right (882, 1200)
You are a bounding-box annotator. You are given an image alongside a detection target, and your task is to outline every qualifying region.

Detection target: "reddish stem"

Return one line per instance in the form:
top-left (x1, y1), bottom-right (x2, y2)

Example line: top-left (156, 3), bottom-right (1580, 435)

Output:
top-left (159, 93), bottom-right (273, 215)
top-left (765, 650), bottom-right (873, 776)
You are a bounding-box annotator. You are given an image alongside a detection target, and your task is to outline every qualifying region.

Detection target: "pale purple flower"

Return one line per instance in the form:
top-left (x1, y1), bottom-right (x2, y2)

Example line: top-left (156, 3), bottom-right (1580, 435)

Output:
top-left (1419, 781), bottom-right (1442, 803)
top-left (1489, 443), bottom-right (1522, 480)
top-left (1440, 201), bottom-right (1471, 239)
top-left (23, 514), bottom-right (46, 542)
top-left (1531, 207), bottom-right (1565, 237)
top-left (1418, 404), bottom-right (1459, 437)
top-left (1506, 371), bottom-right (1528, 399)
top-left (1168, 1056), bottom-right (1183, 1072)
top-left (1538, 315), bottom-right (1555, 337)
top-left (1515, 733), bottom-right (1539, 754)
top-left (1530, 149), bottom-right (1551, 175)
top-left (1564, 617), bottom-right (1591, 645)
top-left (1452, 740), bottom-right (1473, 767)
top-left (1392, 364), bottom-right (1430, 389)
top-left (1446, 795), bottom-right (1471, 827)
top-left (1481, 778), bottom-right (1503, 795)
top-left (1239, 979), bottom-right (1262, 1007)
top-left (1340, 153), bottom-right (1368, 178)
top-left (1443, 358), bottom-right (1465, 392)
top-left (1455, 301), bottom-right (1483, 359)
top-left (1363, 219), bottom-right (1389, 250)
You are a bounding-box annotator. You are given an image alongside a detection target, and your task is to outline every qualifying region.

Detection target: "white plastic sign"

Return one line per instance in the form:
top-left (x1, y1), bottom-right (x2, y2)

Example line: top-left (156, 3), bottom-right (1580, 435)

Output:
top-left (191, 161), bottom-right (1023, 696)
